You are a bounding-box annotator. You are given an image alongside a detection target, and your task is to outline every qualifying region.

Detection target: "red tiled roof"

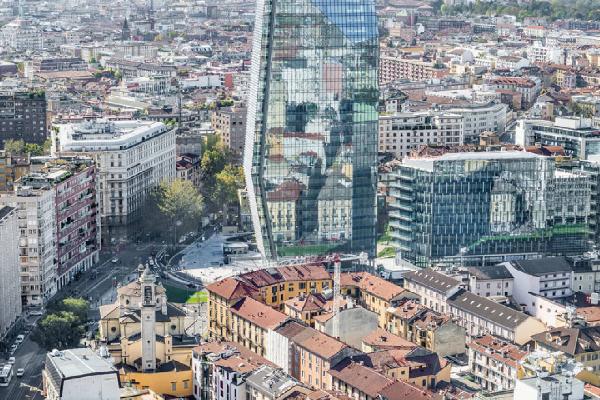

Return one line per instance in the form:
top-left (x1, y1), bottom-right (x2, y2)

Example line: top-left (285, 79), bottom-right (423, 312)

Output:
top-left (230, 297), bottom-right (288, 330)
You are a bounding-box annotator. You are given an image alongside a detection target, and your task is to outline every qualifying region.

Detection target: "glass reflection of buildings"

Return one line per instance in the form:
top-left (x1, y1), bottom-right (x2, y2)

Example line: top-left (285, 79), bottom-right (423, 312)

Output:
top-left (389, 152), bottom-right (591, 267)
top-left (244, 0), bottom-right (379, 258)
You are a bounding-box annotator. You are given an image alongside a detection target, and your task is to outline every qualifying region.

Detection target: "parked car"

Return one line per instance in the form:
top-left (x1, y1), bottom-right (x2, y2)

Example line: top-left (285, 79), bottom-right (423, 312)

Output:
top-left (28, 310), bottom-right (43, 316)
top-left (8, 357), bottom-right (16, 364)
top-left (111, 257), bottom-right (119, 264)
top-left (15, 334), bottom-right (25, 344)
top-left (16, 368), bottom-right (24, 377)
top-left (9, 345), bottom-right (17, 355)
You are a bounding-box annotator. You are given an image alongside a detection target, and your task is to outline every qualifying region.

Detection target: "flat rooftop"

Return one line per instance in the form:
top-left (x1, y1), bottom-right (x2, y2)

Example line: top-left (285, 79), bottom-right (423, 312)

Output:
top-left (47, 348), bottom-right (117, 378)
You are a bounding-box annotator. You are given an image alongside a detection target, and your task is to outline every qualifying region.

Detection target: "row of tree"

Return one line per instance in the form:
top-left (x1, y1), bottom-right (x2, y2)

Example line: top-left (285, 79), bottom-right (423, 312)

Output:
top-left (440, 0), bottom-right (600, 21)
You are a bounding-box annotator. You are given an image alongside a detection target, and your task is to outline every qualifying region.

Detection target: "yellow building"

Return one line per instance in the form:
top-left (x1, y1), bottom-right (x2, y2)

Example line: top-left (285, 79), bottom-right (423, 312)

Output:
top-left (340, 272), bottom-right (418, 328)
top-left (229, 296), bottom-right (288, 356)
top-left (99, 266), bottom-right (195, 398)
top-left (207, 264), bottom-right (332, 339)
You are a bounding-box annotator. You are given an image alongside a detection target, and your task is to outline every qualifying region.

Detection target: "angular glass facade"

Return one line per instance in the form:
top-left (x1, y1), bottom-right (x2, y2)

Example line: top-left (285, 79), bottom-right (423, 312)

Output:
top-left (389, 152), bottom-right (591, 267)
top-left (244, 0), bottom-right (379, 258)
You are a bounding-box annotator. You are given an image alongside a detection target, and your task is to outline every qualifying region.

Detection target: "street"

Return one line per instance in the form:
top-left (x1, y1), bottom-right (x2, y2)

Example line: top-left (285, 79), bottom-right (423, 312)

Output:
top-left (0, 241), bottom-right (160, 399)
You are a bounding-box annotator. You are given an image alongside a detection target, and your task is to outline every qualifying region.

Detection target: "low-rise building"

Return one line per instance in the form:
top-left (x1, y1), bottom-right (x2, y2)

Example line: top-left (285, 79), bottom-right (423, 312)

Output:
top-left (380, 56), bottom-right (448, 84)
top-left (386, 300), bottom-right (466, 357)
top-left (211, 107), bottom-right (246, 155)
top-left (43, 348), bottom-right (120, 400)
top-left (266, 320), bottom-right (359, 390)
top-left (191, 341), bottom-right (276, 400)
top-left (230, 297), bottom-right (289, 357)
top-left (467, 335), bottom-right (527, 392)
top-left (447, 289), bottom-right (546, 345)
top-left (532, 325), bottom-right (600, 373)
top-left (467, 264), bottom-right (514, 299)
top-left (503, 257), bottom-right (573, 315)
top-left (341, 272), bottom-right (418, 328)
top-left (403, 269), bottom-right (461, 314)
top-left (245, 365), bottom-right (309, 400)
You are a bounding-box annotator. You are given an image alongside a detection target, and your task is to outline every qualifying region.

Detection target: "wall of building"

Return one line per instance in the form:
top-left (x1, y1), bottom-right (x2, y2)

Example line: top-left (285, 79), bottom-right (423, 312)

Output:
top-left (317, 307), bottom-right (378, 349)
top-left (120, 369), bottom-right (193, 398)
top-left (433, 322), bottom-right (466, 357)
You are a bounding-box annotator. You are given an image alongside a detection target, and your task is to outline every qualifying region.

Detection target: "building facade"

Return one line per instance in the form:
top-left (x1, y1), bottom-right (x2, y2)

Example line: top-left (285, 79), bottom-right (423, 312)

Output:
top-left (244, 0), bottom-right (379, 258)
top-left (53, 120), bottom-right (176, 238)
top-left (0, 90), bottom-right (47, 146)
top-left (211, 107), bottom-right (246, 155)
top-left (0, 206), bottom-right (21, 341)
top-left (389, 152), bottom-right (591, 266)
top-left (378, 112), bottom-right (463, 157)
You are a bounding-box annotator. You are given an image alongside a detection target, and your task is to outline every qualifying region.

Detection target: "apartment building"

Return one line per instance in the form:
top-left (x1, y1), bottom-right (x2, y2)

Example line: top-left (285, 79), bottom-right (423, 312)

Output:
top-left (229, 297), bottom-right (289, 357)
top-left (532, 326), bottom-right (600, 373)
top-left (0, 184), bottom-right (56, 306)
top-left (329, 358), bottom-right (436, 400)
top-left (192, 341), bottom-right (277, 400)
top-left (467, 335), bottom-right (527, 392)
top-left (483, 76), bottom-right (540, 108)
top-left (0, 18), bottom-right (43, 52)
top-left (340, 272), bottom-right (418, 328)
top-left (378, 112), bottom-right (463, 157)
top-left (442, 102), bottom-right (507, 143)
top-left (380, 56), bottom-right (448, 84)
top-left (386, 300), bottom-right (466, 357)
top-left (245, 365), bottom-right (308, 400)
top-left (53, 119), bottom-right (176, 238)
top-left (0, 151), bottom-right (30, 192)
top-left (467, 265), bottom-right (514, 298)
top-left (266, 320), bottom-right (359, 391)
top-left (211, 107), bottom-right (246, 155)
top-left (0, 206), bottom-right (21, 341)
top-left (503, 258), bottom-right (572, 313)
top-left (403, 269), bottom-right (461, 314)
top-left (448, 290), bottom-right (546, 345)
top-left (516, 116), bottom-right (600, 160)
top-left (0, 90), bottom-right (47, 146)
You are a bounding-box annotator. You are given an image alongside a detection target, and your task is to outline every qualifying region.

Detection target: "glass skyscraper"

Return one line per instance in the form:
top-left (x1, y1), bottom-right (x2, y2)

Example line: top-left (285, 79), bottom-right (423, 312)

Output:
top-left (244, 0), bottom-right (379, 259)
top-left (389, 152), bottom-right (591, 267)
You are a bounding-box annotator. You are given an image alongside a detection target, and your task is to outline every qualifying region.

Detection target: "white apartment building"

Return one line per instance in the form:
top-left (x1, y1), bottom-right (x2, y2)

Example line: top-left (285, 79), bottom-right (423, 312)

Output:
top-left (53, 120), bottom-right (176, 232)
top-left (467, 265), bottom-right (514, 298)
top-left (443, 102), bottom-right (508, 143)
top-left (0, 206), bottom-right (22, 339)
top-left (527, 42), bottom-right (565, 64)
top-left (447, 290), bottom-right (546, 345)
top-left (0, 187), bottom-right (57, 306)
top-left (403, 269), bottom-right (462, 313)
top-left (503, 257), bottom-right (573, 309)
top-left (467, 335), bottom-right (526, 393)
top-left (0, 18), bottom-right (43, 52)
top-left (378, 112), bottom-right (463, 157)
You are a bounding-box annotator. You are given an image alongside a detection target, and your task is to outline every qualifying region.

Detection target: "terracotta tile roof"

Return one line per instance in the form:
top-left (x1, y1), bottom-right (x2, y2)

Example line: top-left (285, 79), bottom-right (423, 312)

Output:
top-left (576, 306), bottom-right (600, 324)
top-left (341, 272), bottom-right (410, 302)
top-left (206, 277), bottom-right (258, 301)
top-left (230, 297), bottom-right (288, 330)
top-left (240, 264), bottom-right (331, 289)
top-left (328, 358), bottom-right (437, 399)
top-left (193, 341), bottom-right (275, 370)
top-left (362, 328), bottom-right (417, 350)
top-left (275, 320), bottom-right (348, 360)
top-left (467, 335), bottom-right (526, 369)
top-left (285, 293), bottom-right (327, 313)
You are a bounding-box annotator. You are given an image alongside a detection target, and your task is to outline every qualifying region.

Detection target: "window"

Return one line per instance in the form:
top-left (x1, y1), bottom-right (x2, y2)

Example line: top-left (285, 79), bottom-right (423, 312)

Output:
top-left (171, 382), bottom-right (177, 391)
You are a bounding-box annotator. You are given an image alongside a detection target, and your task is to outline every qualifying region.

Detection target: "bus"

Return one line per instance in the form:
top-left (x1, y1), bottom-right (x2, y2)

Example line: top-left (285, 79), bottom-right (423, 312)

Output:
top-left (0, 364), bottom-right (12, 387)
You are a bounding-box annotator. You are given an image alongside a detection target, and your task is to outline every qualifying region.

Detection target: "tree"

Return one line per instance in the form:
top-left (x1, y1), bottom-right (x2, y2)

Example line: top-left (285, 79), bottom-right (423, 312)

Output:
top-left (3, 139), bottom-right (24, 154)
top-left (201, 145), bottom-right (229, 181)
top-left (32, 311), bottom-right (82, 349)
top-left (60, 297), bottom-right (89, 323)
top-left (213, 165), bottom-right (244, 210)
top-left (156, 180), bottom-right (204, 241)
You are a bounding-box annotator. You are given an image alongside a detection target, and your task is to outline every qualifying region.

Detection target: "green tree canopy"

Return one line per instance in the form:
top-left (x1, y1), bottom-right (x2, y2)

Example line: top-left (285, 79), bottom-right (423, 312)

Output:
top-left (32, 311), bottom-right (82, 349)
top-left (59, 297), bottom-right (90, 323)
top-left (213, 164), bottom-right (244, 207)
top-left (156, 179), bottom-right (204, 224)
